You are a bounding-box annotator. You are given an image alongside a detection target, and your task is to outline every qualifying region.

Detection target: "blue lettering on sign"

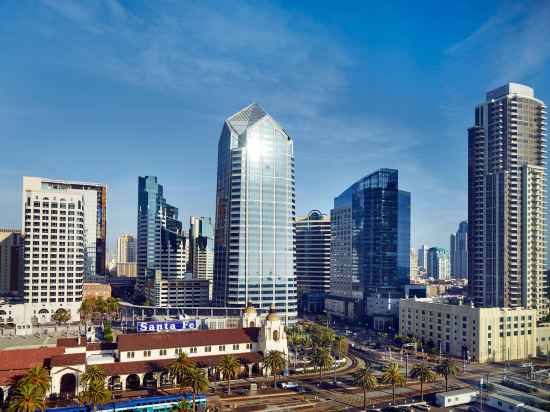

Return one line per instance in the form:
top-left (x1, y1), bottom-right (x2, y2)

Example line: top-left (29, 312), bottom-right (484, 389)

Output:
top-left (136, 320), bottom-right (198, 333)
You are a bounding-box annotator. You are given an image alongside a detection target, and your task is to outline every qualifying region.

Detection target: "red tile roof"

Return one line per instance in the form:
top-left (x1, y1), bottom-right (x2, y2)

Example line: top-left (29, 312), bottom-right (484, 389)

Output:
top-left (50, 353), bottom-right (86, 367)
top-left (86, 342), bottom-right (117, 351)
top-left (0, 347), bottom-right (64, 371)
top-left (57, 337), bottom-right (86, 347)
top-left (100, 352), bottom-right (262, 376)
top-left (117, 327), bottom-right (260, 352)
top-left (0, 347), bottom-right (65, 385)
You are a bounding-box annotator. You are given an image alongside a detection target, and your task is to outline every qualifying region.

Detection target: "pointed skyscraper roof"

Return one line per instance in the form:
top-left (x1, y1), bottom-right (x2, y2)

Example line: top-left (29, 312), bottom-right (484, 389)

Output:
top-left (226, 103), bottom-right (268, 135)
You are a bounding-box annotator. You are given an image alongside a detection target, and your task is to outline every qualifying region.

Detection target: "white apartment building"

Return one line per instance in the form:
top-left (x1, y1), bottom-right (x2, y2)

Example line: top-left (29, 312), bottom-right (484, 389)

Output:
top-left (399, 297), bottom-right (537, 363)
top-left (21, 180), bottom-right (88, 323)
top-left (23, 177), bottom-right (107, 278)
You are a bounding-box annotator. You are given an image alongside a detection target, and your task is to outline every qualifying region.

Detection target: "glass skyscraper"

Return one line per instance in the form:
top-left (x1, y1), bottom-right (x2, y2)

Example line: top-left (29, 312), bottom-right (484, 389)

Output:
top-left (136, 176), bottom-right (188, 299)
top-left (327, 168), bottom-right (410, 321)
top-left (214, 103), bottom-right (296, 323)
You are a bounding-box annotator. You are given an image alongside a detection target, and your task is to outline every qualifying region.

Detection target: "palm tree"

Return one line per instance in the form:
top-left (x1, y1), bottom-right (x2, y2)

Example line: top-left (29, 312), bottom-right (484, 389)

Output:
top-left (19, 366), bottom-right (50, 396)
top-left (262, 350), bottom-right (286, 388)
top-left (217, 355), bottom-right (240, 395)
top-left (181, 366), bottom-right (209, 412)
top-left (381, 362), bottom-right (405, 403)
top-left (105, 298), bottom-right (120, 320)
top-left (81, 365), bottom-right (107, 387)
top-left (286, 326), bottom-right (304, 369)
top-left (435, 359), bottom-right (459, 392)
top-left (311, 347), bottom-right (333, 386)
top-left (409, 364), bottom-right (436, 401)
top-left (352, 366), bottom-right (378, 411)
top-left (169, 352), bottom-right (194, 386)
top-left (8, 384), bottom-right (46, 412)
top-left (332, 336), bottom-right (349, 360)
top-left (78, 382), bottom-right (111, 412)
top-left (79, 298), bottom-right (95, 324)
top-left (170, 401), bottom-right (192, 412)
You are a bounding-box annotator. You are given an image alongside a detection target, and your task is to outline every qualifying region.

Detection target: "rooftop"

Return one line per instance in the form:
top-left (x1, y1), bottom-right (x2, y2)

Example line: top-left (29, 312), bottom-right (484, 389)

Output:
top-left (117, 327), bottom-right (260, 352)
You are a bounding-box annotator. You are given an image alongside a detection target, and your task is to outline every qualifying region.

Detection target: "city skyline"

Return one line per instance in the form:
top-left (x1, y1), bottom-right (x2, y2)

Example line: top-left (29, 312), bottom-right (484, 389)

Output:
top-left (2, 2), bottom-right (550, 252)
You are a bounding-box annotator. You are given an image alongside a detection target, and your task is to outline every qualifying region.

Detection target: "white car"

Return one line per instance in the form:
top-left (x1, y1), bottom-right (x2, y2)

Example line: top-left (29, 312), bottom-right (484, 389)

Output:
top-left (280, 382), bottom-right (299, 389)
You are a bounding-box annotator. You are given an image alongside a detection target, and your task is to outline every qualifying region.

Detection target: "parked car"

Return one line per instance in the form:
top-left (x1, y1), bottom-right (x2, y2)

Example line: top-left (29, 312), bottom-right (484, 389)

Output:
top-left (280, 381), bottom-right (299, 389)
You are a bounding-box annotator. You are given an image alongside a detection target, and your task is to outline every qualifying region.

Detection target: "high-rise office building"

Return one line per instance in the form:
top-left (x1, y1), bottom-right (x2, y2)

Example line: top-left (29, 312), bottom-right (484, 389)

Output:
top-left (189, 216), bottom-right (214, 300)
top-left (326, 168), bottom-right (410, 321)
top-left (22, 177), bottom-right (86, 317)
top-left (137, 176), bottom-right (188, 297)
top-left (116, 234), bottom-right (137, 278)
top-left (213, 103), bottom-right (296, 322)
top-left (409, 248), bottom-right (418, 282)
top-left (427, 247), bottom-right (450, 280)
top-left (417, 245), bottom-right (430, 272)
top-left (117, 234), bottom-right (136, 264)
top-left (468, 83), bottom-right (547, 313)
top-left (450, 221), bottom-right (468, 279)
top-left (295, 210), bottom-right (331, 313)
top-left (0, 229), bottom-right (23, 293)
top-left (22, 177), bottom-right (106, 278)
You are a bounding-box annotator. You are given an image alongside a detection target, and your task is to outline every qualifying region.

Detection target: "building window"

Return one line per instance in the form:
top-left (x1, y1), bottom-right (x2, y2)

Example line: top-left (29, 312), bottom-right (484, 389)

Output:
top-left (143, 350), bottom-right (151, 357)
top-left (233, 344), bottom-right (239, 350)
top-left (160, 349), bottom-right (167, 356)
top-left (219, 345), bottom-right (226, 352)
top-left (175, 348), bottom-right (183, 355)
top-left (127, 351), bottom-right (135, 359)
top-left (204, 346), bottom-right (212, 353)
top-left (190, 347), bottom-right (197, 354)
top-left (273, 330), bottom-right (280, 341)
top-left (246, 343), bottom-right (252, 350)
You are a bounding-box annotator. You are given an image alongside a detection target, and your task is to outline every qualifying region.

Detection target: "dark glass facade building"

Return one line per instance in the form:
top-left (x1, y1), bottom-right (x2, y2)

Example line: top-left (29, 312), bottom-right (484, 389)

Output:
top-left (327, 168), bottom-right (410, 321)
top-left (214, 103), bottom-right (296, 322)
top-left (136, 176), bottom-right (188, 298)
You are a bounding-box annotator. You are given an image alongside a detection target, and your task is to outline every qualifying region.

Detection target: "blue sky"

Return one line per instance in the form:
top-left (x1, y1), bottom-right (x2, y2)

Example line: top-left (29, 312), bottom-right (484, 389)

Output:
top-left (1, 0), bottom-right (550, 254)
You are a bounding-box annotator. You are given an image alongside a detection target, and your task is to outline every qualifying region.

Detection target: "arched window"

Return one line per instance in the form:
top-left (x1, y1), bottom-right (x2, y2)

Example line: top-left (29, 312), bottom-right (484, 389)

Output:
top-left (249, 321), bottom-right (255, 327)
top-left (273, 330), bottom-right (279, 341)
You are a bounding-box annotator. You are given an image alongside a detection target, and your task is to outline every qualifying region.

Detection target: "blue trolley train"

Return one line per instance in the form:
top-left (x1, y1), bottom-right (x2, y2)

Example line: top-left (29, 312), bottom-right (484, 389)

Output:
top-left (45, 394), bottom-right (208, 412)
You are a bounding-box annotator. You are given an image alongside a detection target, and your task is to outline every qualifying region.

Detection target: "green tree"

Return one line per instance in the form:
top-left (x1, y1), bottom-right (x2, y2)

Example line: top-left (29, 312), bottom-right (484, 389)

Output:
top-left (78, 382), bottom-right (111, 412)
top-left (381, 362), bottom-right (405, 403)
top-left (262, 350), bottom-right (286, 388)
top-left (217, 355), bottom-right (240, 395)
top-left (52, 308), bottom-right (71, 329)
top-left (286, 326), bottom-right (304, 369)
top-left (410, 364), bottom-right (436, 401)
top-left (169, 353), bottom-right (194, 388)
top-left (103, 321), bottom-right (113, 343)
top-left (181, 366), bottom-right (209, 412)
top-left (19, 366), bottom-right (51, 397)
top-left (435, 359), bottom-right (459, 392)
top-left (105, 298), bottom-right (120, 320)
top-left (8, 384), bottom-right (46, 412)
top-left (79, 298), bottom-right (96, 324)
top-left (170, 401), bottom-right (193, 412)
top-left (352, 366), bottom-right (378, 411)
top-left (310, 325), bottom-right (336, 347)
top-left (332, 336), bottom-right (349, 360)
top-left (311, 347), bottom-right (333, 386)
top-left (81, 365), bottom-right (107, 387)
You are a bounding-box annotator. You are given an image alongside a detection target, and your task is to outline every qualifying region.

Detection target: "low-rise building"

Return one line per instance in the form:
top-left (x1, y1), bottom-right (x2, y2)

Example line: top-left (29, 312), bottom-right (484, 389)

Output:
top-left (144, 271), bottom-right (210, 307)
top-left (399, 297), bottom-right (537, 363)
top-left (0, 304), bottom-right (287, 404)
top-left (82, 282), bottom-right (112, 299)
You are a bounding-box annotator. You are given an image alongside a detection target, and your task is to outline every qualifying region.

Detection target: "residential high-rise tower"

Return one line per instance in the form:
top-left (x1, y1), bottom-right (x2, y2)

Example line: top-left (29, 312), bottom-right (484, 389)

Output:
top-left (295, 210), bottom-right (331, 313)
top-left (189, 216), bottom-right (214, 300)
top-left (427, 247), bottom-right (450, 280)
top-left (450, 221), bottom-right (468, 279)
top-left (0, 229), bottom-right (23, 294)
top-left (213, 103), bottom-right (296, 322)
top-left (22, 177), bottom-right (106, 279)
top-left (468, 83), bottom-right (547, 313)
